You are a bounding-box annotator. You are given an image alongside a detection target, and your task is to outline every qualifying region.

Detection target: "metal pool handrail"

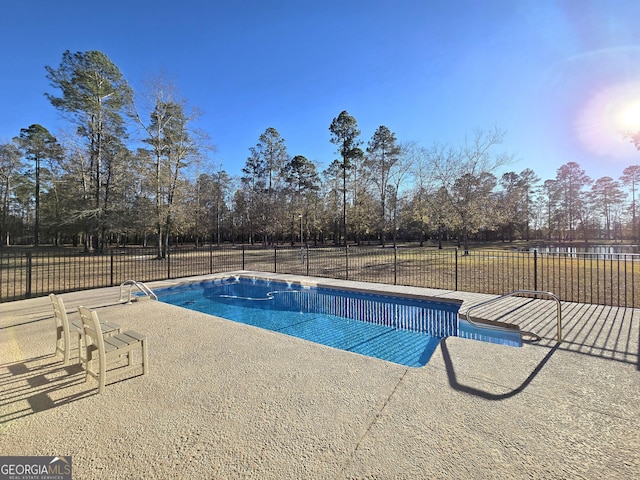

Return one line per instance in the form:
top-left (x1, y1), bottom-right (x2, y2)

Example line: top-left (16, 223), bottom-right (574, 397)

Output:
top-left (463, 290), bottom-right (562, 343)
top-left (119, 279), bottom-right (158, 303)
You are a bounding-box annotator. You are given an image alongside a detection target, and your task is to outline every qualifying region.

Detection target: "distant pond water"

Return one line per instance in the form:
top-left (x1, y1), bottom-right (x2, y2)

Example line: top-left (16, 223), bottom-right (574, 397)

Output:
top-left (529, 244), bottom-right (639, 257)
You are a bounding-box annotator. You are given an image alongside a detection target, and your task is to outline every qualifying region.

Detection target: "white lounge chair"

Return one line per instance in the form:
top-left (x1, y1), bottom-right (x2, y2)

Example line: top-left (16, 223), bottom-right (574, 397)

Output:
top-left (50, 293), bottom-right (121, 365)
top-left (78, 306), bottom-right (148, 394)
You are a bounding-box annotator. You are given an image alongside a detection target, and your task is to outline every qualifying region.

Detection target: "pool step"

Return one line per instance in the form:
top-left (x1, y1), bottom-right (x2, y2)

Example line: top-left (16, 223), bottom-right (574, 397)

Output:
top-left (457, 317), bottom-right (522, 347)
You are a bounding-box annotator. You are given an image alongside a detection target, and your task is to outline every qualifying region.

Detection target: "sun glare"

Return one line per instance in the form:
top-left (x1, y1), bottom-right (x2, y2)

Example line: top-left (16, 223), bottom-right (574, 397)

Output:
top-left (575, 82), bottom-right (640, 157)
top-left (617, 99), bottom-right (640, 132)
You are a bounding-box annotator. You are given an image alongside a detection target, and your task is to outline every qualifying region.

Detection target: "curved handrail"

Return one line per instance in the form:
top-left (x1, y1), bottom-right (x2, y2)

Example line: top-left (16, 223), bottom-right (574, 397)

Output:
top-left (462, 290), bottom-right (562, 343)
top-left (119, 280), bottom-right (158, 303)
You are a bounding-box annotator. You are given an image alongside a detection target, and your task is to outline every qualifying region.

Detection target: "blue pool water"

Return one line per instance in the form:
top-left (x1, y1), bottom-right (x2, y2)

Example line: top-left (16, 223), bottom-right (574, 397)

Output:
top-left (155, 277), bottom-right (520, 367)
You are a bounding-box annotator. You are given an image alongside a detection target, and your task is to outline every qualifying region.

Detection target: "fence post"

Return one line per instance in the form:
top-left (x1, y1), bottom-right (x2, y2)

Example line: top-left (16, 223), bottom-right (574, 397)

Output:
top-left (167, 247), bottom-right (171, 279)
top-left (306, 245), bottom-right (309, 276)
top-left (209, 244), bottom-right (213, 274)
top-left (242, 244), bottom-right (245, 270)
top-left (274, 245), bottom-right (277, 273)
top-left (26, 252), bottom-right (32, 298)
top-left (110, 249), bottom-right (114, 287)
top-left (455, 248), bottom-right (458, 291)
top-left (345, 245), bottom-right (349, 280)
top-left (533, 249), bottom-right (538, 291)
top-left (394, 246), bottom-right (397, 285)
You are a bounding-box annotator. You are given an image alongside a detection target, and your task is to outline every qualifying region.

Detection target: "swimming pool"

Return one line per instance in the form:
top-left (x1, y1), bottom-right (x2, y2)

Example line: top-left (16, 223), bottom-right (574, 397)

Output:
top-left (154, 276), bottom-right (521, 367)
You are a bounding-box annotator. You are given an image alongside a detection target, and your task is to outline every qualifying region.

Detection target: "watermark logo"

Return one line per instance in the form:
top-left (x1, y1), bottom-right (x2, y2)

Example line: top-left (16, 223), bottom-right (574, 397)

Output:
top-left (0, 456), bottom-right (72, 480)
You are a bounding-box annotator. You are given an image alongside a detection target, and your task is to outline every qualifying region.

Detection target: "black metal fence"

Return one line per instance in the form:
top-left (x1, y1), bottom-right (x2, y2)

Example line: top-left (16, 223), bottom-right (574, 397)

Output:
top-left (1, 245), bottom-right (638, 307)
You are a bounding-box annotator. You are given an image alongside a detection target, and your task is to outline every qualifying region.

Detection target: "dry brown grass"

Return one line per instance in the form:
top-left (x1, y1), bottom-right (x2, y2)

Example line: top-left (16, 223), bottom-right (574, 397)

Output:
top-left (1, 245), bottom-right (638, 307)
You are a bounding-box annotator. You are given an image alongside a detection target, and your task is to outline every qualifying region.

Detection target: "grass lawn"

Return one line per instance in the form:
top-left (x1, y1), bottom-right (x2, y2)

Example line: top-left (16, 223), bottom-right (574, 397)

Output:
top-left (1, 243), bottom-right (638, 307)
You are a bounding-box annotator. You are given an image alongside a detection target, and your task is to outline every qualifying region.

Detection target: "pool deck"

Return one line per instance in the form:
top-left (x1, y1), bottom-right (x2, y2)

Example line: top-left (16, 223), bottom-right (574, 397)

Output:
top-left (1, 271), bottom-right (638, 479)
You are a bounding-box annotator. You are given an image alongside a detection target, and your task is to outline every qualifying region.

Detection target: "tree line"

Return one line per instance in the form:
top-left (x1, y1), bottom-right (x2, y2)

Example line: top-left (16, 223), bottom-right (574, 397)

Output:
top-left (1, 50), bottom-right (639, 253)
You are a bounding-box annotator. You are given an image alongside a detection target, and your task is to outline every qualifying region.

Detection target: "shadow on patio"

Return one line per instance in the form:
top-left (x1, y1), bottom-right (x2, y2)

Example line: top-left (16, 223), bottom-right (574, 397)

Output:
top-left (441, 339), bottom-right (562, 400)
top-left (440, 298), bottom-right (639, 400)
top-left (0, 354), bottom-right (96, 424)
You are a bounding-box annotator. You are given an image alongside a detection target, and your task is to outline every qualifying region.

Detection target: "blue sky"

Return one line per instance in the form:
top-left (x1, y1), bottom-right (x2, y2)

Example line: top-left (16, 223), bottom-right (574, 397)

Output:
top-left (2, 0), bottom-right (640, 183)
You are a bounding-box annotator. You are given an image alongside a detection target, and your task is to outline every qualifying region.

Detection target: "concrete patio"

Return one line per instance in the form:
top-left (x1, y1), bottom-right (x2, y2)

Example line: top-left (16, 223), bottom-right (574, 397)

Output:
top-left (1, 272), bottom-right (638, 479)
